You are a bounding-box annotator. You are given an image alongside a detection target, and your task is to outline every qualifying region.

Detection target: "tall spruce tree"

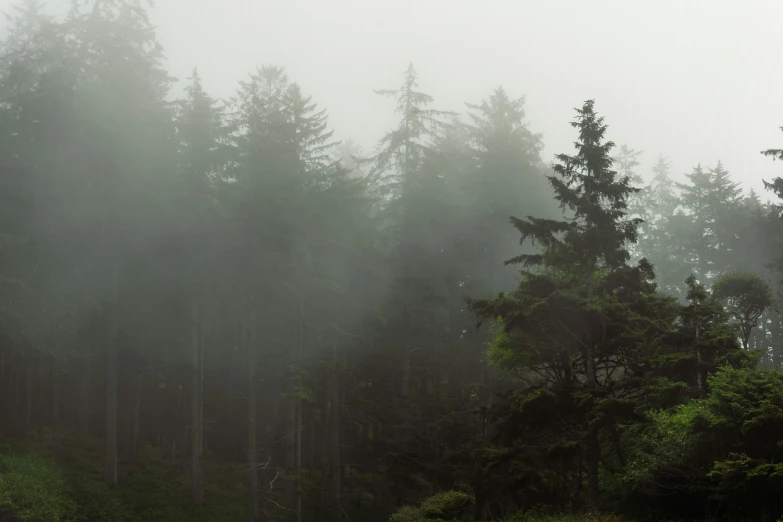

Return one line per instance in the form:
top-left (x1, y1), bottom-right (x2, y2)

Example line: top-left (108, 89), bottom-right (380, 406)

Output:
top-left (368, 63), bottom-right (453, 400)
top-left (470, 100), bottom-right (644, 512)
top-left (638, 155), bottom-right (684, 294)
top-left (464, 86), bottom-right (551, 293)
top-left (613, 145), bottom-right (646, 220)
top-left (676, 164), bottom-right (714, 283)
top-left (173, 67), bottom-right (234, 507)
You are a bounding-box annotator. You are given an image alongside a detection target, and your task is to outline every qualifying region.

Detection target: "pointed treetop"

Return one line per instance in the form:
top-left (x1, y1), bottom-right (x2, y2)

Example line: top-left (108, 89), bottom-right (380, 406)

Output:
top-left (506, 99), bottom-right (642, 271)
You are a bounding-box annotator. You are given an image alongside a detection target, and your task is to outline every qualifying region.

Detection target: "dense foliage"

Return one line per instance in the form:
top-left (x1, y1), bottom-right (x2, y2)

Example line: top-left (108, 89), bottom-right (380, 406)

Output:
top-left (2, 2), bottom-right (783, 521)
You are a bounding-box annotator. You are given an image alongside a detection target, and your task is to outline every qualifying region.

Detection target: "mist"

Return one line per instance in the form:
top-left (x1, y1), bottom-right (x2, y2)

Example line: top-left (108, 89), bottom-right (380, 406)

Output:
top-left (143, 0), bottom-right (783, 195)
top-left (2, 1), bottom-right (783, 522)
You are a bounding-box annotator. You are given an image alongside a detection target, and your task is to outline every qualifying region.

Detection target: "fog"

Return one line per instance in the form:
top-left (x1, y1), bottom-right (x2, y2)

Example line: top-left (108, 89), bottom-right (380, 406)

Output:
top-left (3, 2), bottom-right (783, 521)
top-left (144, 0), bottom-right (783, 194)
top-left (4, 1), bottom-right (780, 190)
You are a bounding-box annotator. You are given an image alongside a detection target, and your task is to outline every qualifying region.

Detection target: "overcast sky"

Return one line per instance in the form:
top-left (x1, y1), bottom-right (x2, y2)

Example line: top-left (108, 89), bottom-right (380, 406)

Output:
top-left (5, 0), bottom-right (783, 197)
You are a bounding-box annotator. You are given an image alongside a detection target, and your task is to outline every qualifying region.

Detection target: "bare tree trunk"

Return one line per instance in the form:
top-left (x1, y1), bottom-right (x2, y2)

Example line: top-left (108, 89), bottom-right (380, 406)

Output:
top-left (330, 339), bottom-right (342, 522)
top-left (191, 299), bottom-right (204, 506)
top-left (695, 325), bottom-right (703, 392)
top-left (104, 263), bottom-right (119, 486)
top-left (401, 342), bottom-right (411, 398)
top-left (319, 372), bottom-right (330, 511)
top-left (285, 380), bottom-right (296, 508)
top-left (130, 372), bottom-right (143, 466)
top-left (773, 316), bottom-right (782, 370)
top-left (306, 404), bottom-right (315, 470)
top-left (23, 353), bottom-right (33, 439)
top-left (295, 398), bottom-right (302, 522)
top-left (78, 344), bottom-right (92, 442)
top-left (585, 255), bottom-right (599, 512)
top-left (295, 302), bottom-right (304, 522)
top-left (247, 317), bottom-right (259, 522)
top-left (51, 348), bottom-right (59, 443)
top-left (199, 322), bottom-right (205, 456)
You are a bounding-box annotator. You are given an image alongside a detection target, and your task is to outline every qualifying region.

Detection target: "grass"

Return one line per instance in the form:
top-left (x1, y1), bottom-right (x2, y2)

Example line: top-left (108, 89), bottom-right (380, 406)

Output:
top-left (0, 451), bottom-right (73, 522)
top-left (0, 437), bottom-right (250, 522)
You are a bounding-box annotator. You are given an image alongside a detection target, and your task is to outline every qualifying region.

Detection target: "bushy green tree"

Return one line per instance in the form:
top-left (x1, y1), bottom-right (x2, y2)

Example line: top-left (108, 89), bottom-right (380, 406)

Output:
top-left (712, 271), bottom-right (774, 350)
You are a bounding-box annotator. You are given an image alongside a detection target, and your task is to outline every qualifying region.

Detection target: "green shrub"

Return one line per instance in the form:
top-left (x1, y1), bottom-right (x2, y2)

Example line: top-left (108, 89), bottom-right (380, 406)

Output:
top-left (419, 491), bottom-right (472, 520)
top-left (390, 491), bottom-right (474, 522)
top-left (389, 505), bottom-right (424, 522)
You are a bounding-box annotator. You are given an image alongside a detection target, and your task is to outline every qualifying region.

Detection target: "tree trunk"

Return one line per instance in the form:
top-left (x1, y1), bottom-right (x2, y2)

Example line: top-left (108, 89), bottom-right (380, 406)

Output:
top-left (51, 350), bottom-right (59, 443)
top-left (23, 353), bottom-right (33, 439)
top-left (104, 263), bottom-right (119, 486)
top-left (401, 342), bottom-right (411, 398)
top-left (199, 322), bottom-right (205, 456)
top-left (585, 252), bottom-right (599, 512)
top-left (294, 302), bottom-right (304, 522)
top-left (295, 395), bottom-right (302, 522)
top-left (191, 300), bottom-right (204, 507)
top-left (247, 318), bottom-right (259, 522)
top-left (285, 379), bottom-right (296, 508)
top-left (78, 344), bottom-right (92, 442)
top-left (330, 339), bottom-right (342, 522)
top-left (130, 372), bottom-right (143, 466)
top-left (307, 404), bottom-right (316, 470)
top-left (695, 324), bottom-right (703, 392)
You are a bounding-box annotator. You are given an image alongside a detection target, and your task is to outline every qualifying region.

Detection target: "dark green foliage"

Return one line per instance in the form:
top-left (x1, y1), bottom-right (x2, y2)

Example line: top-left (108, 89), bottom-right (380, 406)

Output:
top-left (0, 441), bottom-right (249, 521)
top-left (419, 491), bottom-right (473, 520)
top-left (712, 271), bottom-right (774, 349)
top-left (468, 100), bottom-right (654, 514)
top-left (390, 491), bottom-right (473, 522)
top-left (625, 366), bottom-right (783, 521)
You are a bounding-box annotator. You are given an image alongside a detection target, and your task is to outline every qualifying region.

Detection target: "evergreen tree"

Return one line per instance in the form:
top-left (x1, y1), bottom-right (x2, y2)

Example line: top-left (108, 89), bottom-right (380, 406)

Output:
top-left (676, 164), bottom-right (715, 283)
top-left (172, 67), bottom-right (234, 507)
top-left (614, 144), bottom-right (646, 219)
top-left (464, 87), bottom-right (551, 293)
top-left (470, 99), bottom-right (644, 512)
top-left (638, 155), bottom-right (683, 295)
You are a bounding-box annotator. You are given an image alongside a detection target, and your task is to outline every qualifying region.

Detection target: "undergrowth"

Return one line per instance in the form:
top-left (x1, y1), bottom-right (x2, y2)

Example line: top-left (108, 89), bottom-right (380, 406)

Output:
top-left (0, 438), bottom-right (248, 522)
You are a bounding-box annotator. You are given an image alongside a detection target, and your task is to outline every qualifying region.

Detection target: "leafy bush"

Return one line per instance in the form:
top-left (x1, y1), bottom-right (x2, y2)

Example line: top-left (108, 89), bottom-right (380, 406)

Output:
top-left (389, 505), bottom-right (424, 522)
top-left (390, 491), bottom-right (473, 521)
top-left (420, 491), bottom-right (472, 520)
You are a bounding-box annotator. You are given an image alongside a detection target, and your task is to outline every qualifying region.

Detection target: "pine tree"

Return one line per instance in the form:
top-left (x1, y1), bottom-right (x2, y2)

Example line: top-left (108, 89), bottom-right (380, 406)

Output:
top-left (368, 63), bottom-right (453, 200)
top-left (464, 86), bottom-right (551, 293)
top-left (173, 67), bottom-right (234, 507)
top-left (368, 62), bottom-right (453, 389)
top-left (707, 161), bottom-right (743, 274)
top-left (614, 144), bottom-right (646, 219)
top-left (470, 99), bottom-right (644, 512)
top-left (285, 82), bottom-right (339, 185)
top-left (647, 155), bottom-right (678, 218)
top-left (55, 0), bottom-right (175, 486)
top-left (676, 164), bottom-right (714, 283)
top-left (675, 162), bottom-right (743, 285)
top-left (637, 155), bottom-right (684, 295)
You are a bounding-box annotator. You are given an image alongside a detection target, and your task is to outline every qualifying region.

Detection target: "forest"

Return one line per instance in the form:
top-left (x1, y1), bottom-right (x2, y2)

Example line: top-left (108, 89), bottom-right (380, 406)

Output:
top-left (3, 1), bottom-right (783, 521)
